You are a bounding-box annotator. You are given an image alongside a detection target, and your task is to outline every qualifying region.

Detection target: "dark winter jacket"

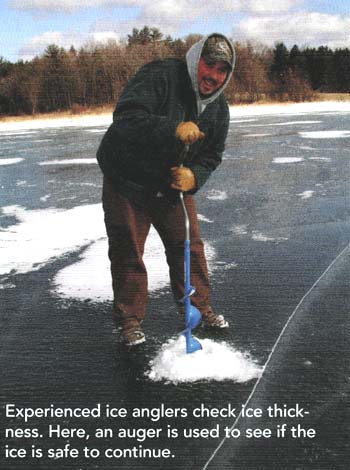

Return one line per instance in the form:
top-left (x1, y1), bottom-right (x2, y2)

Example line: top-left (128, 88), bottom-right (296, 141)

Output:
top-left (97, 34), bottom-right (235, 205)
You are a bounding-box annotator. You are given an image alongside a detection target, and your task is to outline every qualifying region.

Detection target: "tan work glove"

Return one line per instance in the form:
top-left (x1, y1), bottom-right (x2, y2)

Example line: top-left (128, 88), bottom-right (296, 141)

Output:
top-left (176, 121), bottom-right (205, 145)
top-left (170, 167), bottom-right (196, 192)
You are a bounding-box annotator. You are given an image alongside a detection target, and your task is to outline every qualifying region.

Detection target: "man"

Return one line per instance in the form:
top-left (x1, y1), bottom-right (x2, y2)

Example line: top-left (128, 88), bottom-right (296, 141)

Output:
top-left (97, 33), bottom-right (235, 346)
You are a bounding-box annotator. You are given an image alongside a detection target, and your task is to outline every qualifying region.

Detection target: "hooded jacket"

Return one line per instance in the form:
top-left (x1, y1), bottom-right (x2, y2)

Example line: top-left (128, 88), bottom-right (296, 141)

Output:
top-left (97, 33), bottom-right (235, 205)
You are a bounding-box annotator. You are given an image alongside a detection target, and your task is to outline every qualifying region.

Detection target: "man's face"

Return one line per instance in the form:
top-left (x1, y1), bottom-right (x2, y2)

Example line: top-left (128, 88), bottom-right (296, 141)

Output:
top-left (197, 57), bottom-right (229, 96)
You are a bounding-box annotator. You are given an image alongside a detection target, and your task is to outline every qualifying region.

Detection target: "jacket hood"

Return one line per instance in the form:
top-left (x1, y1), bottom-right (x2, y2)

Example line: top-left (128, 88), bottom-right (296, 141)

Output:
top-left (186, 33), bottom-right (235, 115)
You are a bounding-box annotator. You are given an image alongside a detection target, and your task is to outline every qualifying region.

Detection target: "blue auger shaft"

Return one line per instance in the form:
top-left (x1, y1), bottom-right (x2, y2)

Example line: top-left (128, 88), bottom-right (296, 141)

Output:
top-left (178, 145), bottom-right (202, 353)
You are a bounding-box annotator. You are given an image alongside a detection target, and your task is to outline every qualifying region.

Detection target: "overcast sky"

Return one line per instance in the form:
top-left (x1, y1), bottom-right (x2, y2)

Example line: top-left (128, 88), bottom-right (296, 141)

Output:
top-left (1, 0), bottom-right (350, 62)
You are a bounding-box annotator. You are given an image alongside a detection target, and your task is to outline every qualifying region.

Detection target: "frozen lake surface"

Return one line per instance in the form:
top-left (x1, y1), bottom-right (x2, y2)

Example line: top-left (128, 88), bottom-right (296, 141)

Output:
top-left (1, 102), bottom-right (350, 469)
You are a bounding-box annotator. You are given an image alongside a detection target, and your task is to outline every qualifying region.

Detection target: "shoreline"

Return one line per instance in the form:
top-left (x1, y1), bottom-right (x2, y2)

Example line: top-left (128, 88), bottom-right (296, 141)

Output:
top-left (1, 100), bottom-right (350, 132)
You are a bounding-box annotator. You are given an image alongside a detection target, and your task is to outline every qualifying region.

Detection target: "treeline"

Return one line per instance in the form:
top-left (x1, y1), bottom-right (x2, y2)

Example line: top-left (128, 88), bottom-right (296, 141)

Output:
top-left (0, 26), bottom-right (350, 116)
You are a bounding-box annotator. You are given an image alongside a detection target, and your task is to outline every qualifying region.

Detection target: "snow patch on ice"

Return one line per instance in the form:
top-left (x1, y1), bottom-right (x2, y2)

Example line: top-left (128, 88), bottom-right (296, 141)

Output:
top-left (273, 157), bottom-right (304, 164)
top-left (0, 158), bottom-right (24, 165)
top-left (52, 221), bottom-right (216, 301)
top-left (53, 229), bottom-right (171, 299)
top-left (146, 336), bottom-right (262, 383)
top-left (0, 130), bottom-right (37, 136)
top-left (309, 157), bottom-right (331, 161)
top-left (206, 189), bottom-right (228, 201)
top-left (299, 145), bottom-right (317, 151)
top-left (0, 115), bottom-right (111, 132)
top-left (231, 224), bottom-right (248, 235)
top-left (214, 261), bottom-right (239, 270)
top-left (229, 101), bottom-right (350, 117)
top-left (298, 190), bottom-right (314, 200)
top-left (230, 118), bottom-right (257, 123)
top-left (198, 214), bottom-right (214, 223)
top-left (0, 204), bottom-right (105, 277)
top-left (252, 231), bottom-right (288, 242)
top-left (243, 120), bottom-right (321, 127)
top-left (39, 158), bottom-right (97, 165)
top-left (299, 130), bottom-right (350, 139)
top-left (245, 133), bottom-right (272, 137)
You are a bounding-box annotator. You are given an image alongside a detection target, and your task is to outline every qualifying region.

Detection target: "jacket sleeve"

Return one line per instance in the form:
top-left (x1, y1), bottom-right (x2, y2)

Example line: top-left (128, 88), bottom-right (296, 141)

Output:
top-left (110, 62), bottom-right (183, 146)
top-left (189, 103), bottom-right (229, 191)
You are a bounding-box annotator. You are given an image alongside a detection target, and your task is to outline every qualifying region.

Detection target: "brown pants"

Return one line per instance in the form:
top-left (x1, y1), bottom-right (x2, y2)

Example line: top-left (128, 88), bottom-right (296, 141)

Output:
top-left (102, 177), bottom-right (211, 323)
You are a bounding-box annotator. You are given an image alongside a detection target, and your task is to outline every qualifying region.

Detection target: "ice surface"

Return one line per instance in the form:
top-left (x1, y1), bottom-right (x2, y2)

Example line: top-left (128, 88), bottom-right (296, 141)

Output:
top-left (146, 336), bottom-right (263, 383)
top-left (1, 101), bottom-right (349, 134)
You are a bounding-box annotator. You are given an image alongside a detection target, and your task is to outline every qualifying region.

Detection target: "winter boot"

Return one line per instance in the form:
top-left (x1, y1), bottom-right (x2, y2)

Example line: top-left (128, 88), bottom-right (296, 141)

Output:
top-left (201, 307), bottom-right (229, 329)
top-left (120, 318), bottom-right (146, 346)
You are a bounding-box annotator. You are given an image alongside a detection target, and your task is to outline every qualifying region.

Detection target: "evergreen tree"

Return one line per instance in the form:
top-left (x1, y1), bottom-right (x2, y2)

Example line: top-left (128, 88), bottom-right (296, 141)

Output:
top-left (127, 26), bottom-right (163, 46)
top-left (271, 42), bottom-right (290, 85)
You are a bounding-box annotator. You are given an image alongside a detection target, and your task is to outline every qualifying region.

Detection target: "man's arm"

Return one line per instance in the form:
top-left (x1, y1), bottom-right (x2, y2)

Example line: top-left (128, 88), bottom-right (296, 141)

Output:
top-left (110, 62), bottom-right (182, 146)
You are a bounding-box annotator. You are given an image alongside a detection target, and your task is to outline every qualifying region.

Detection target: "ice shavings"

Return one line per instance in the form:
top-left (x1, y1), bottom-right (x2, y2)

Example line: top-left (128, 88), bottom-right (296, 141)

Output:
top-left (0, 158), bottom-right (24, 165)
top-left (299, 130), bottom-right (350, 139)
top-left (146, 336), bottom-right (262, 383)
top-left (273, 157), bottom-right (304, 164)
